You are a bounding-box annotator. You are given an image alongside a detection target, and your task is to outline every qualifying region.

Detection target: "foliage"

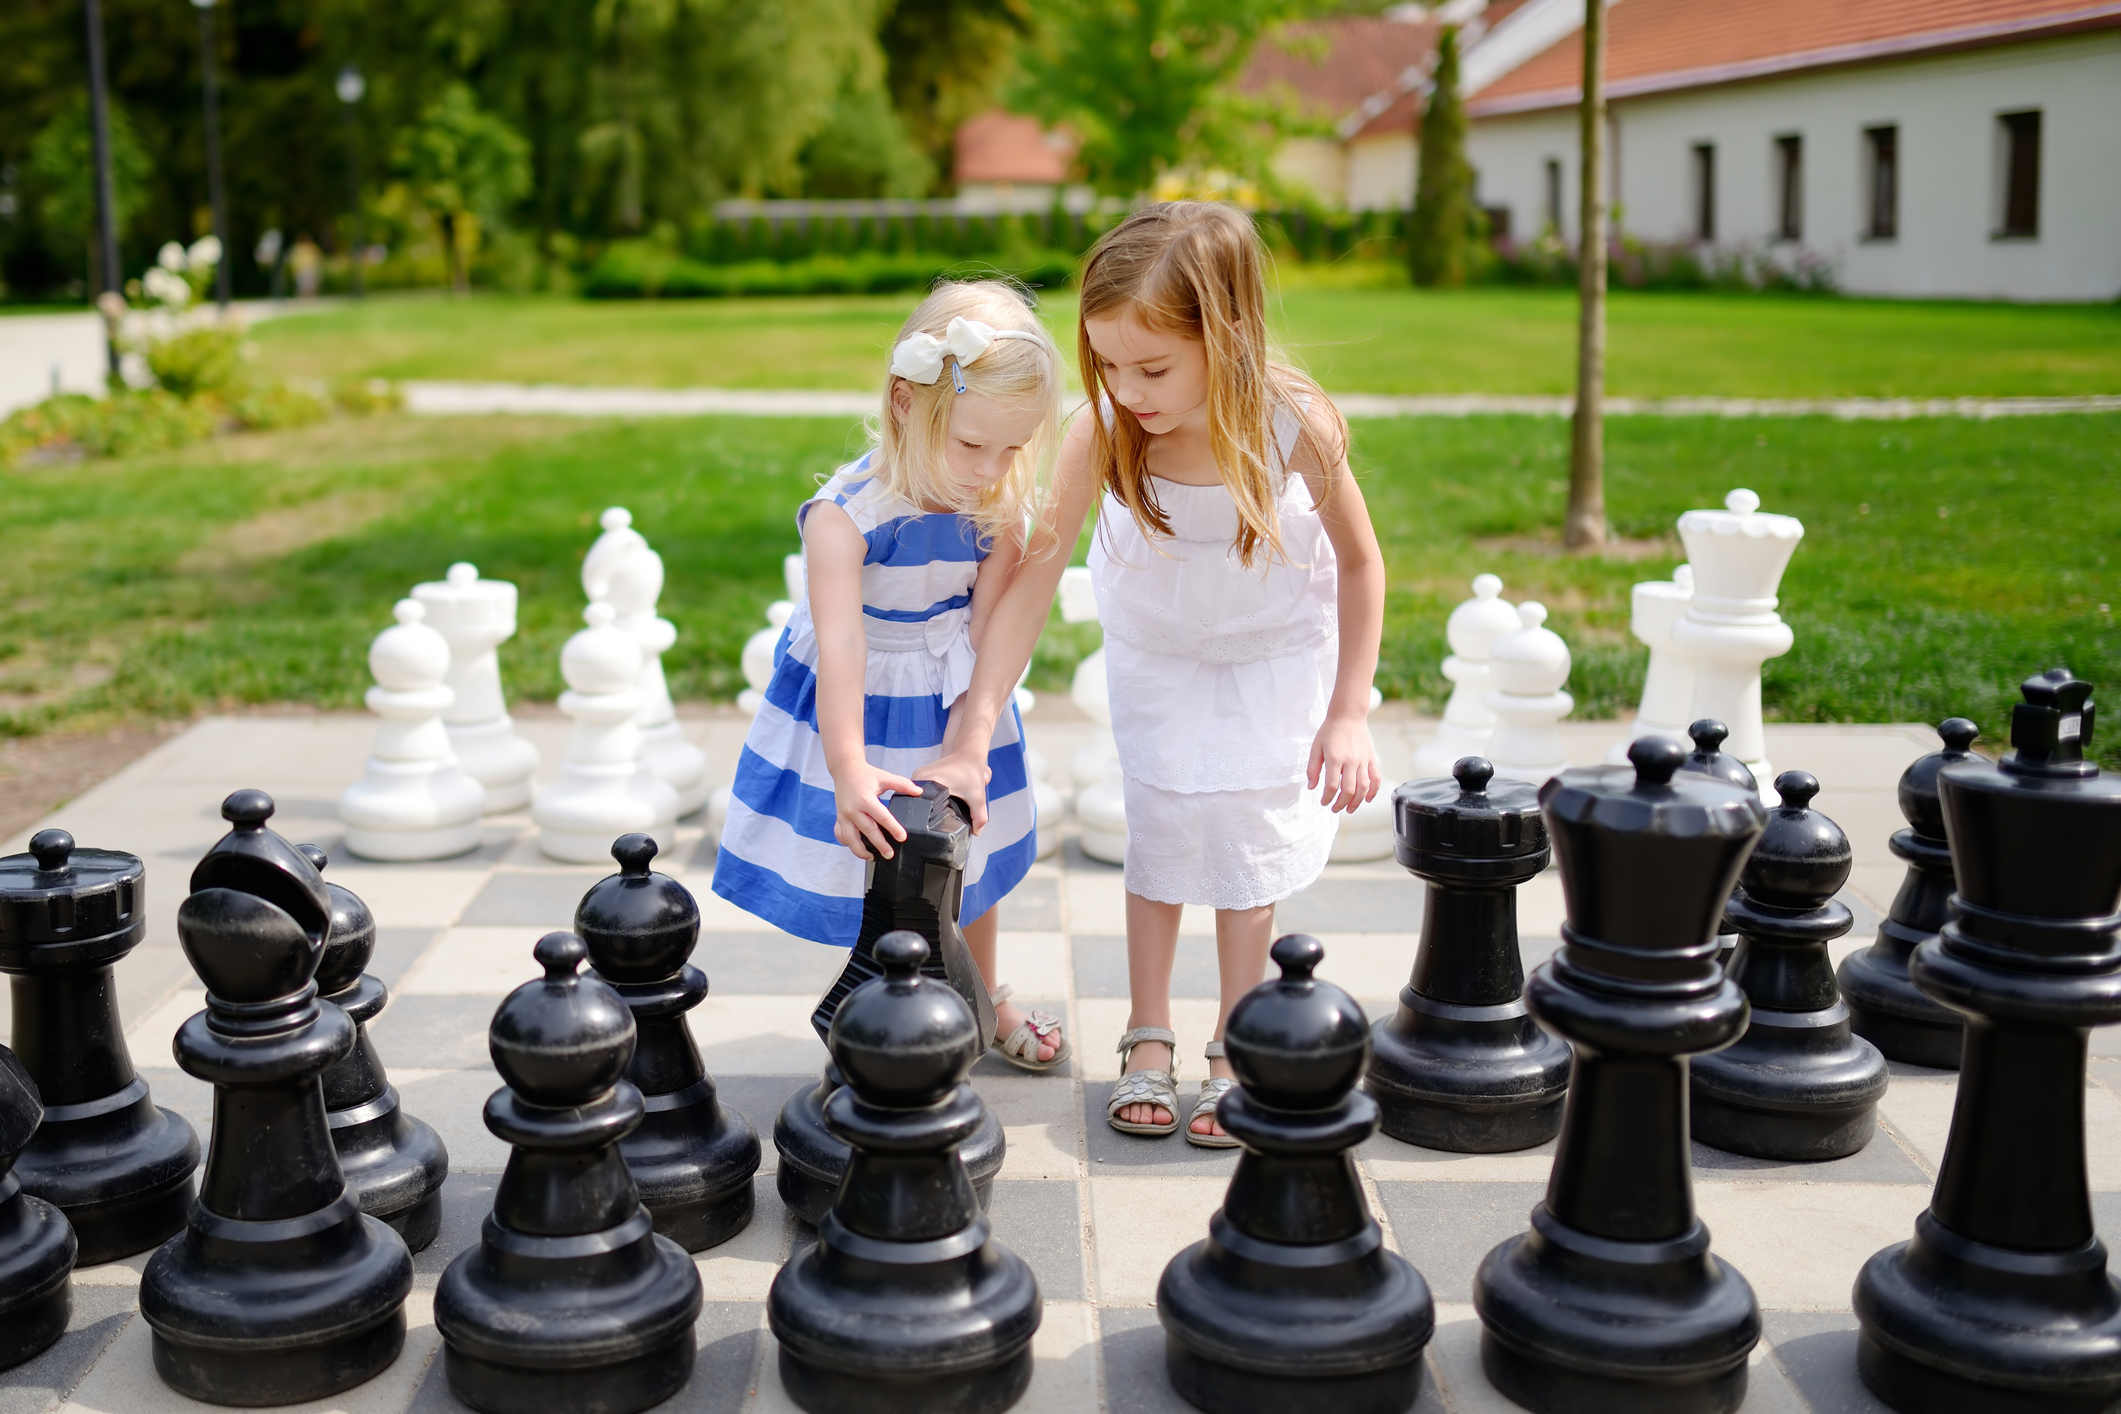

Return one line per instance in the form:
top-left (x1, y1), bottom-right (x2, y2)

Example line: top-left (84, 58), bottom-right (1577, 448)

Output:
top-left (581, 243), bottom-right (1077, 299)
top-left (1009, 0), bottom-right (1326, 196)
top-left (1482, 234), bottom-right (1839, 293)
top-left (1408, 27), bottom-right (1471, 288)
top-left (392, 85), bottom-right (533, 294)
top-left (145, 326), bottom-right (247, 400)
top-left (880, 0), bottom-right (1035, 181)
top-left (26, 97), bottom-right (153, 287)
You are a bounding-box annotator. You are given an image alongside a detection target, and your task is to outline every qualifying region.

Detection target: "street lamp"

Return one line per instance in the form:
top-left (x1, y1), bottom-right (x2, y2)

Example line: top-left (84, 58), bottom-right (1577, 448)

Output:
top-left (192, 0), bottom-right (231, 310)
top-left (337, 65), bottom-right (366, 300)
top-left (83, 0), bottom-right (122, 373)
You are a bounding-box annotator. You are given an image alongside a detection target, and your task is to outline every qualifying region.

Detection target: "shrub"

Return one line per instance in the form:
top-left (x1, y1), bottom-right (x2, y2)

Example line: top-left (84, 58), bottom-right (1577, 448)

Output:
top-left (582, 242), bottom-right (1077, 300)
top-left (144, 325), bottom-right (249, 400)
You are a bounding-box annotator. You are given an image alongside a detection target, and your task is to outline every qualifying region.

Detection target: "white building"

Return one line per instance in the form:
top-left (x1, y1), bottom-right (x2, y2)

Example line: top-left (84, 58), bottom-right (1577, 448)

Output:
top-left (1464, 0), bottom-right (2121, 301)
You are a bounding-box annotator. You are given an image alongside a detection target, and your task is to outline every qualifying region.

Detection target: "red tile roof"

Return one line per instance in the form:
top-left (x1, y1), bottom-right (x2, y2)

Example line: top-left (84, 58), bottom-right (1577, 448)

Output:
top-left (1470, 0), bottom-right (2121, 115)
top-left (1241, 15), bottom-right (1440, 134)
top-left (953, 111), bottom-right (1077, 185)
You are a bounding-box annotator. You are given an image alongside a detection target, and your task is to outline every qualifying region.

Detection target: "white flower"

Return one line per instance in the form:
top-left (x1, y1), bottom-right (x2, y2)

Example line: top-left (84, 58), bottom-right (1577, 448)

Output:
top-left (157, 242), bottom-right (187, 273)
top-left (188, 235), bottom-right (223, 270)
top-left (143, 266), bottom-right (192, 307)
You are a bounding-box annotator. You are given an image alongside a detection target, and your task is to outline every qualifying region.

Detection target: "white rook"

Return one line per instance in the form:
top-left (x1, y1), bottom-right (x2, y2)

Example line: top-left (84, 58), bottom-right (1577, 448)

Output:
top-left (413, 562), bottom-right (540, 811)
top-left (1413, 574), bottom-right (1523, 779)
top-left (1484, 602), bottom-right (1573, 787)
top-left (1607, 563), bottom-right (1697, 764)
top-left (534, 601), bottom-right (680, 863)
top-left (1060, 566), bottom-right (1128, 865)
top-left (338, 599), bottom-right (487, 860)
top-left (1672, 489), bottom-right (1803, 790)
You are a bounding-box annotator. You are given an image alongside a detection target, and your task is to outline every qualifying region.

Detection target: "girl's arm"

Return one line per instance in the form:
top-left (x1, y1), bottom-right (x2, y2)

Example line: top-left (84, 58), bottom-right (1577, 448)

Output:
top-left (1294, 398), bottom-right (1388, 814)
top-left (915, 413), bottom-right (1104, 830)
top-left (805, 502), bottom-right (922, 859)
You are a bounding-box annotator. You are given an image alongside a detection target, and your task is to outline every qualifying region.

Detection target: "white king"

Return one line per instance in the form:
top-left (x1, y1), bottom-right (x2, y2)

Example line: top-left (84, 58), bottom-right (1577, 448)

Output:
top-left (1672, 489), bottom-right (1804, 790)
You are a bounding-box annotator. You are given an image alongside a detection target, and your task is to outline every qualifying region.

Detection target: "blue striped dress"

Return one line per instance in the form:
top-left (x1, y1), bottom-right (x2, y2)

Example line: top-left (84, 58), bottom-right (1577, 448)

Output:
top-left (711, 454), bottom-right (1039, 946)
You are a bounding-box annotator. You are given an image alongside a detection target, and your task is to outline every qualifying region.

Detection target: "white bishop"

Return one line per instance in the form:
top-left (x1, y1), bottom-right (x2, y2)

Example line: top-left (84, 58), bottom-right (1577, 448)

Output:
top-left (533, 601), bottom-right (680, 862)
top-left (1672, 488), bottom-right (1803, 793)
top-left (1484, 602), bottom-right (1573, 786)
top-left (338, 599), bottom-right (487, 860)
top-left (1413, 574), bottom-right (1524, 778)
top-left (412, 562), bottom-right (540, 811)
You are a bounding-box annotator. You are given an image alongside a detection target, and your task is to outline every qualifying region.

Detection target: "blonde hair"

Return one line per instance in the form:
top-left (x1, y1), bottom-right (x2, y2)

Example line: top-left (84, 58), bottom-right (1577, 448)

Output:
top-left (867, 280), bottom-right (1062, 548)
top-left (1077, 201), bottom-right (1348, 569)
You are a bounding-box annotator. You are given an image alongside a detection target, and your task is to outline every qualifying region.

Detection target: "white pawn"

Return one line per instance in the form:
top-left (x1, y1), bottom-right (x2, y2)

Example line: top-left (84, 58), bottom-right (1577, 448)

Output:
top-left (582, 506), bottom-right (650, 601)
top-left (534, 601), bottom-right (680, 863)
top-left (1329, 686), bottom-right (1397, 862)
top-left (1672, 488), bottom-right (1803, 793)
top-left (338, 600), bottom-right (487, 860)
top-left (597, 547), bottom-right (711, 816)
top-left (1071, 646), bottom-right (1129, 865)
top-left (413, 562), bottom-right (540, 811)
top-left (1607, 563), bottom-right (1697, 764)
top-left (736, 601), bottom-right (795, 718)
top-left (1413, 574), bottom-right (1523, 778)
top-left (1484, 602), bottom-right (1573, 786)
top-left (1013, 661), bottom-right (1065, 861)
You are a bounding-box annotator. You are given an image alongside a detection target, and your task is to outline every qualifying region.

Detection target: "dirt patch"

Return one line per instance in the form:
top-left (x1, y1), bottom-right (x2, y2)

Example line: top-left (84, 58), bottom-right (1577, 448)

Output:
top-left (0, 721), bottom-right (188, 841)
top-left (175, 487), bottom-right (402, 573)
top-left (1475, 533), bottom-right (1681, 563)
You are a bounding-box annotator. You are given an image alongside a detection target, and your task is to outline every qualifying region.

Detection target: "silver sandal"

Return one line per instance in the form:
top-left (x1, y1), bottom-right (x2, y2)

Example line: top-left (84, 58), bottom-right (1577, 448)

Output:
top-left (1107, 1026), bottom-right (1180, 1137)
top-left (1186, 1040), bottom-right (1241, 1149)
top-left (989, 984), bottom-right (1070, 1073)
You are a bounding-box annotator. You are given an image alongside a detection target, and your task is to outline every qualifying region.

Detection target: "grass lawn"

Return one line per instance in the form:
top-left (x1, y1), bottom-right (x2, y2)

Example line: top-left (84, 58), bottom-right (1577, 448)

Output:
top-left (247, 287), bottom-right (2121, 398)
top-left (7, 410), bottom-right (2115, 767)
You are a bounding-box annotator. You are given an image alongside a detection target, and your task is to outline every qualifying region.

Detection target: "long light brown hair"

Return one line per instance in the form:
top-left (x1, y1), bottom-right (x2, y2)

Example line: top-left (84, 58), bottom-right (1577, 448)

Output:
top-left (1077, 201), bottom-right (1348, 568)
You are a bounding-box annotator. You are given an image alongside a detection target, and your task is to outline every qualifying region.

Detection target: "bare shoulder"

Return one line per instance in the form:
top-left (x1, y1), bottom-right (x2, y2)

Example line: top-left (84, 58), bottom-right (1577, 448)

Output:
top-left (1279, 380), bottom-right (1350, 482)
top-left (801, 498), bottom-right (862, 549)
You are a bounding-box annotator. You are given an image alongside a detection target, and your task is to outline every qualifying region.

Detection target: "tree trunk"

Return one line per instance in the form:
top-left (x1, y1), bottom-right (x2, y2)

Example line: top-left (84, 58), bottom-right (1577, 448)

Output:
top-left (1565, 0), bottom-right (1609, 551)
top-left (442, 212), bottom-right (467, 295)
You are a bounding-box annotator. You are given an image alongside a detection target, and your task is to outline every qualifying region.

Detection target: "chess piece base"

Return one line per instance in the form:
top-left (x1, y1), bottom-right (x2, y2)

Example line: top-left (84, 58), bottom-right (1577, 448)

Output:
top-left (1838, 935), bottom-right (1964, 1070)
top-left (330, 1087), bottom-right (449, 1254)
top-left (773, 1070), bottom-right (1002, 1227)
top-left (624, 1089), bottom-right (762, 1252)
top-left (15, 1087), bottom-right (199, 1265)
top-left (1475, 1207), bottom-right (1758, 1414)
top-left (343, 819), bottom-right (483, 863)
top-left (152, 1312), bottom-right (404, 1409)
top-left (1367, 1003), bottom-right (1571, 1154)
top-left (445, 1337), bottom-right (696, 1414)
top-left (1691, 1009), bottom-right (1888, 1162)
top-left (1854, 1213), bottom-right (2121, 1414)
top-left (1166, 1341), bottom-right (1422, 1414)
top-left (0, 1182), bottom-right (75, 1372)
top-left (447, 718), bottom-right (540, 814)
top-left (777, 1346), bottom-right (1032, 1414)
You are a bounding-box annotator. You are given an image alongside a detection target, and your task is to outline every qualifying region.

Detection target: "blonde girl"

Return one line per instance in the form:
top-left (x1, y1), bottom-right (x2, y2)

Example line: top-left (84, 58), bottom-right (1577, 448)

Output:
top-left (925, 203), bottom-right (1387, 1138)
top-left (712, 279), bottom-right (1071, 1072)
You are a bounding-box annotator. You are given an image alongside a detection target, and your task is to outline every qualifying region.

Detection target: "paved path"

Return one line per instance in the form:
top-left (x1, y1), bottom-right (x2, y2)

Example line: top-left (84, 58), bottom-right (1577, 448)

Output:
top-left (403, 379), bottom-right (2121, 420)
top-left (7, 712), bottom-right (2113, 1414)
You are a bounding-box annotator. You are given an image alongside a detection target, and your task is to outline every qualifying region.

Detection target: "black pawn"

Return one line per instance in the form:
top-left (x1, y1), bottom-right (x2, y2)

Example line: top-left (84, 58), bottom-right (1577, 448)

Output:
top-left (297, 843), bottom-right (450, 1252)
top-left (1837, 718), bottom-right (1977, 1069)
top-left (142, 790), bottom-right (413, 1405)
top-left (1161, 935), bottom-right (1434, 1414)
top-left (1474, 738), bottom-right (1765, 1414)
top-left (1692, 771), bottom-right (1889, 1160)
top-left (0, 830), bottom-right (199, 1264)
top-left (436, 931), bottom-right (703, 1414)
top-left (769, 932), bottom-right (1040, 1414)
top-left (0, 1043), bottom-right (75, 1371)
top-left (1855, 669), bottom-right (2121, 1413)
top-left (1679, 720), bottom-right (1758, 973)
top-left (1366, 757), bottom-right (1570, 1152)
top-left (775, 783), bottom-right (1003, 1225)
top-left (576, 833), bottom-right (760, 1251)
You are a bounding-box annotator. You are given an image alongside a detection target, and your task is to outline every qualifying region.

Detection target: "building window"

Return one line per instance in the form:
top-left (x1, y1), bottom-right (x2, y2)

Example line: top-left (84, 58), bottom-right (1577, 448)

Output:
top-left (1692, 143), bottom-right (1716, 242)
top-left (1774, 135), bottom-right (1803, 241)
top-left (1865, 125), bottom-right (1898, 240)
top-left (1998, 110), bottom-right (2041, 238)
top-left (1542, 158), bottom-right (1562, 233)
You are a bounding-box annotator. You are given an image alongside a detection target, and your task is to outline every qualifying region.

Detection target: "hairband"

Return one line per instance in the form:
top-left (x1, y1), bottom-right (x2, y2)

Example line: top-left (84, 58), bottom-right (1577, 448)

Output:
top-left (891, 316), bottom-right (1046, 390)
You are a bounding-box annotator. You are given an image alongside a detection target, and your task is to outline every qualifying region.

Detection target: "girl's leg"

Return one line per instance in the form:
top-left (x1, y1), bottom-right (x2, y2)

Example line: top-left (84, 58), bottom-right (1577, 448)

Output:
top-left (964, 905), bottom-right (1061, 1063)
top-left (1192, 904), bottom-right (1276, 1138)
top-left (1120, 892), bottom-right (1184, 1126)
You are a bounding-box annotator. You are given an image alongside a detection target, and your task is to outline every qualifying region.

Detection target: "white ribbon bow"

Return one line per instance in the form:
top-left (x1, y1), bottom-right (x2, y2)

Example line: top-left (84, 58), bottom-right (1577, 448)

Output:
top-left (890, 316), bottom-right (1041, 385)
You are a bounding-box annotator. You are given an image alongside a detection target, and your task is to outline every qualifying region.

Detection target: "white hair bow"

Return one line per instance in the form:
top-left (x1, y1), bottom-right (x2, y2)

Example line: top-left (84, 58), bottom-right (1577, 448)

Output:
top-left (890, 316), bottom-right (1044, 386)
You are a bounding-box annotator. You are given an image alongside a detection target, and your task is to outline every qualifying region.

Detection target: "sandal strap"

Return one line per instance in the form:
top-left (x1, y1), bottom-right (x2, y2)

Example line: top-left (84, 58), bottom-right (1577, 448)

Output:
top-left (1108, 1069), bottom-right (1178, 1116)
top-left (1023, 1009), bottom-right (1062, 1038)
top-left (1203, 1040), bottom-right (1226, 1061)
top-left (989, 984), bottom-right (1013, 1008)
top-left (1193, 1076), bottom-right (1236, 1119)
top-left (1116, 1026), bottom-right (1178, 1076)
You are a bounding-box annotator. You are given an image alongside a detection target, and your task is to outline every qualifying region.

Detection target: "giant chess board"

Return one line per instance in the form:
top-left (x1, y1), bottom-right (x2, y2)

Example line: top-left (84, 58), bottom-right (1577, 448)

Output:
top-left (6, 711), bottom-right (2115, 1414)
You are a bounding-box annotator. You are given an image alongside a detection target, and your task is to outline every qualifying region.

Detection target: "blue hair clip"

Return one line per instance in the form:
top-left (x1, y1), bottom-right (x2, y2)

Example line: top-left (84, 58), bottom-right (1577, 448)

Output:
top-left (950, 359), bottom-right (967, 394)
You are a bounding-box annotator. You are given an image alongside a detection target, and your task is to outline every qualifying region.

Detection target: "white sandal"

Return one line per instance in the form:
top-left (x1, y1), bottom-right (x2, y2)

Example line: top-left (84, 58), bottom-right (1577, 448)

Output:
top-left (989, 984), bottom-right (1070, 1073)
top-left (1187, 1040), bottom-right (1240, 1149)
top-left (1107, 1026), bottom-right (1181, 1137)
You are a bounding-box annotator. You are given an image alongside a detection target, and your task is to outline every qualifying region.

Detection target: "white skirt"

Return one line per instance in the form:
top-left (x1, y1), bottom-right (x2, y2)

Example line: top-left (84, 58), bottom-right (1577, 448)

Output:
top-left (1121, 775), bottom-right (1337, 911)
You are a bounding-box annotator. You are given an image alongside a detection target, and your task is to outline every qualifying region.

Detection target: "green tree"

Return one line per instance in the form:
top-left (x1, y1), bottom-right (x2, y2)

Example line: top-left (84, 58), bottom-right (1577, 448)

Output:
top-left (1408, 26), bottom-right (1471, 287)
top-left (1009, 0), bottom-right (1321, 197)
top-left (879, 0), bottom-right (1033, 189)
top-left (393, 84), bottom-right (532, 293)
top-left (28, 97), bottom-right (151, 292)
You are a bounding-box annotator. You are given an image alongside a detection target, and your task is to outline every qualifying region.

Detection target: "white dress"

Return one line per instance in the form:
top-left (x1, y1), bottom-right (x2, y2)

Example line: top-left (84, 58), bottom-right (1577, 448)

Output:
top-left (1089, 404), bottom-right (1340, 910)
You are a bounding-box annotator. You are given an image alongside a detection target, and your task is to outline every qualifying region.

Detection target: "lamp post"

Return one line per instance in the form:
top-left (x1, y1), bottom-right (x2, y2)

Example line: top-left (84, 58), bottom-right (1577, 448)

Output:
top-left (192, 0), bottom-right (231, 310)
top-left (83, 0), bottom-right (122, 374)
top-left (336, 65), bottom-right (366, 300)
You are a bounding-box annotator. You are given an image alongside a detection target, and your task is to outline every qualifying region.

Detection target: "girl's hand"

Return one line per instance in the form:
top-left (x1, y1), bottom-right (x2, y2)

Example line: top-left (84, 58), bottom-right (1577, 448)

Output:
top-left (834, 762), bottom-right (923, 860)
top-left (1307, 711), bottom-right (1382, 815)
top-left (912, 748), bottom-right (992, 832)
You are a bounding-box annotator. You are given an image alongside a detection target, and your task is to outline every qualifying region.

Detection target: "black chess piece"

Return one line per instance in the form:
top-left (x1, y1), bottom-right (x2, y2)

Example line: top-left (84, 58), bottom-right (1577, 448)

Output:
top-left (296, 843), bottom-right (450, 1253)
top-left (1474, 738), bottom-right (1765, 1414)
top-left (769, 932), bottom-right (1040, 1414)
top-left (1691, 771), bottom-right (1889, 1161)
top-left (1366, 757), bottom-right (1570, 1152)
top-left (576, 833), bottom-right (760, 1251)
top-left (0, 1043), bottom-right (75, 1372)
top-left (1161, 935), bottom-right (1434, 1414)
top-left (0, 829), bottom-right (199, 1264)
top-left (1837, 719), bottom-right (1977, 1070)
top-left (775, 783), bottom-right (1003, 1225)
top-left (141, 790), bottom-right (413, 1405)
top-left (1855, 670), bottom-right (2121, 1413)
top-left (1679, 721), bottom-right (1757, 974)
top-left (436, 931), bottom-right (703, 1414)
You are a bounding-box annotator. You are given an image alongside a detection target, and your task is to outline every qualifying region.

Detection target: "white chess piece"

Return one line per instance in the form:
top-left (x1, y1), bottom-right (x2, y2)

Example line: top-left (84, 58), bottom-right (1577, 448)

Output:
top-left (596, 546), bottom-right (711, 816)
top-left (338, 599), bottom-right (487, 860)
top-left (1011, 659), bottom-right (1065, 860)
top-left (782, 550), bottom-right (807, 604)
top-left (1329, 686), bottom-right (1397, 862)
top-left (412, 562), bottom-right (540, 811)
top-left (1484, 602), bottom-right (1573, 786)
top-left (736, 601), bottom-right (795, 718)
top-left (582, 506), bottom-right (649, 601)
top-left (1413, 574), bottom-right (1523, 778)
top-left (1672, 489), bottom-right (1803, 793)
top-left (534, 601), bottom-right (680, 863)
top-left (1607, 563), bottom-right (1698, 764)
top-left (1055, 566), bottom-right (1128, 863)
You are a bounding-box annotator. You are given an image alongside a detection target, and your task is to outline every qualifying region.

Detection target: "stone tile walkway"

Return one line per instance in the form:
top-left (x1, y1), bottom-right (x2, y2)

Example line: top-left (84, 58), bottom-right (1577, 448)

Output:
top-left (6, 712), bottom-right (2108, 1414)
